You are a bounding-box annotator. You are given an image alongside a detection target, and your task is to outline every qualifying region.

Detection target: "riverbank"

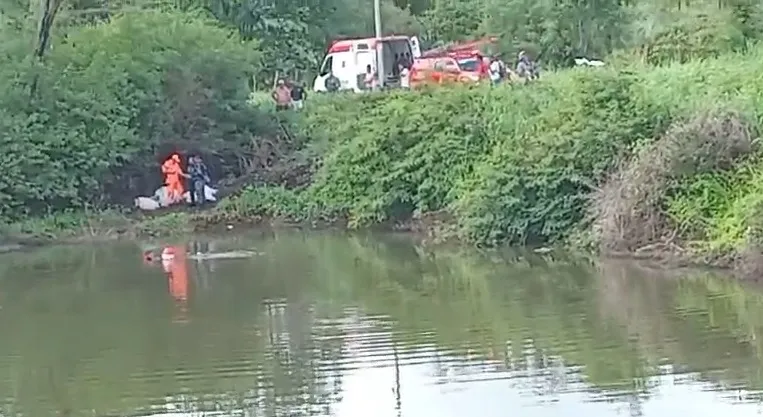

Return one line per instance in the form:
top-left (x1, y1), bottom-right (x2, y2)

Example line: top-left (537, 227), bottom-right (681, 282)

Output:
top-left (8, 46), bottom-right (763, 277)
top-left (0, 210), bottom-right (190, 251)
top-left (0, 201), bottom-right (444, 252)
top-left (219, 46), bottom-right (763, 276)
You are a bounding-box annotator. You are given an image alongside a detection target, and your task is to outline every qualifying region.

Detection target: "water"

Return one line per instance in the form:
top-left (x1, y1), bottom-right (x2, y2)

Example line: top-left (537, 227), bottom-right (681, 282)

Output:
top-left (1, 231), bottom-right (763, 417)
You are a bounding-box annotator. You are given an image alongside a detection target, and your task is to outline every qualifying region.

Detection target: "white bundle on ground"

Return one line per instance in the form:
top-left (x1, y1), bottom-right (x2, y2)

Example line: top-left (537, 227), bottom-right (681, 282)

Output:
top-left (153, 186), bottom-right (173, 206)
top-left (179, 186), bottom-right (218, 203)
top-left (197, 185), bottom-right (218, 202)
top-left (150, 185), bottom-right (219, 207)
top-left (574, 57), bottom-right (605, 67)
top-left (134, 196), bottom-right (161, 211)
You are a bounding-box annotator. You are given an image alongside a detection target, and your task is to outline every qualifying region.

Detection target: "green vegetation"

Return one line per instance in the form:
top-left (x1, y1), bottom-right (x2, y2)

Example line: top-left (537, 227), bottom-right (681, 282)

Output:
top-left (0, 0), bottom-right (420, 234)
top-left (6, 0), bottom-right (763, 271)
top-left (223, 47), bottom-right (763, 272)
top-left (0, 209), bottom-right (197, 243)
top-left (227, 77), bottom-right (651, 242)
top-left (0, 10), bottom-right (284, 218)
top-left (418, 0), bottom-right (763, 67)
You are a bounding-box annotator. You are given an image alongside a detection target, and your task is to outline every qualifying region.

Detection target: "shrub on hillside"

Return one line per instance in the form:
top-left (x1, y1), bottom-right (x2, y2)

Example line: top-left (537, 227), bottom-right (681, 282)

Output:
top-left (591, 109), bottom-right (756, 254)
top-left (225, 46), bottom-right (763, 250)
top-left (0, 11), bottom-right (285, 219)
top-left (270, 71), bottom-right (658, 245)
top-left (634, 48), bottom-right (763, 257)
top-left (451, 72), bottom-right (659, 245)
top-left (305, 85), bottom-right (495, 227)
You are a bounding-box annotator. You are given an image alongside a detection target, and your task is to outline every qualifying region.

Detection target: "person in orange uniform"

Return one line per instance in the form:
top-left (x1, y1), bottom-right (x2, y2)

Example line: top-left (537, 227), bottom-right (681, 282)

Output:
top-left (161, 153), bottom-right (188, 204)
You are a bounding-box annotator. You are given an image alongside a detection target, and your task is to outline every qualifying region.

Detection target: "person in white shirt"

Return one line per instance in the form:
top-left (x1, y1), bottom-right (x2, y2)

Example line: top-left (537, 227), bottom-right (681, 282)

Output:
top-left (489, 57), bottom-right (503, 85)
top-left (399, 63), bottom-right (410, 88)
top-left (516, 51), bottom-right (539, 83)
top-left (364, 64), bottom-right (377, 91)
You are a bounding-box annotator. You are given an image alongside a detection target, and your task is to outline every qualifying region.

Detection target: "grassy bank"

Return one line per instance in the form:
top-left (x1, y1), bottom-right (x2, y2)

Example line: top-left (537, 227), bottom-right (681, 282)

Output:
top-left (9, 46), bottom-right (763, 276)
top-left (217, 46), bottom-right (763, 273)
top-left (0, 209), bottom-right (194, 247)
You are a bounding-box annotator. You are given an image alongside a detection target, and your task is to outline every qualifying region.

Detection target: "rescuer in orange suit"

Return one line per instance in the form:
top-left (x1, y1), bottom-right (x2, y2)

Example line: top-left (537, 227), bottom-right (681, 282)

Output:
top-left (161, 153), bottom-right (188, 204)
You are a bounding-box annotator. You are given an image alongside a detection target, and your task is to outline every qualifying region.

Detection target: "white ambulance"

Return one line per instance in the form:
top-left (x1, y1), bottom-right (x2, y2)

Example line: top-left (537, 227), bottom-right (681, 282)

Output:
top-left (313, 35), bottom-right (422, 93)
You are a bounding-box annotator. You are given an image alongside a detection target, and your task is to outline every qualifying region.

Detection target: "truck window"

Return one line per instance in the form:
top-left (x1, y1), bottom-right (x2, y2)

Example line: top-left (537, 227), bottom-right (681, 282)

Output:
top-left (355, 51), bottom-right (372, 71)
top-left (457, 58), bottom-right (481, 72)
top-left (444, 60), bottom-right (459, 72)
top-left (319, 56), bottom-right (334, 76)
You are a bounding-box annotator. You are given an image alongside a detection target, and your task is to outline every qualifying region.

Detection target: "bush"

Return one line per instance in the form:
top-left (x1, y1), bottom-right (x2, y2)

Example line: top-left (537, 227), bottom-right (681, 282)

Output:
top-left (592, 109), bottom-right (756, 253)
top-left (0, 11), bottom-right (286, 220)
top-left (228, 71), bottom-right (657, 244)
top-left (223, 46), bottom-right (763, 251)
top-left (450, 72), bottom-right (657, 245)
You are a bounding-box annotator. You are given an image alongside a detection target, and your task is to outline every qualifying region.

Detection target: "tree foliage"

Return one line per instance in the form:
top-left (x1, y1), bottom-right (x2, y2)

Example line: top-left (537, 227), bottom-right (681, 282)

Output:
top-left (419, 0), bottom-right (763, 66)
top-left (0, 10), bottom-right (281, 218)
top-left (4, 0), bottom-right (763, 229)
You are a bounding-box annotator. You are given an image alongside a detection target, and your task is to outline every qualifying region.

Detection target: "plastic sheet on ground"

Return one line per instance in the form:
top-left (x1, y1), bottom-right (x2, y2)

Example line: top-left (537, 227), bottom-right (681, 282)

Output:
top-left (134, 196), bottom-right (161, 211)
top-left (134, 185), bottom-right (218, 211)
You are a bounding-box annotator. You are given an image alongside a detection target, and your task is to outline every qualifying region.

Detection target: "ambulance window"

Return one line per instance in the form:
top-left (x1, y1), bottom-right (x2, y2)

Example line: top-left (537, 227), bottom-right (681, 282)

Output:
top-left (319, 56), bottom-right (333, 76)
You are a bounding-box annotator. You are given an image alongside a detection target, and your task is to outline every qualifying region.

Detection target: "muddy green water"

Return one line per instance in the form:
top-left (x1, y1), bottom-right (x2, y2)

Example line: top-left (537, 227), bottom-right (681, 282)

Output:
top-left (1, 231), bottom-right (763, 417)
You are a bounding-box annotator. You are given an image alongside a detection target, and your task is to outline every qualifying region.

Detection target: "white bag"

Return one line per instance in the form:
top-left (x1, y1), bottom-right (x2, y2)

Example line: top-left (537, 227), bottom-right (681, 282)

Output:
top-left (153, 186), bottom-right (173, 207)
top-left (183, 185), bottom-right (218, 203)
top-left (154, 185), bottom-right (219, 205)
top-left (205, 185), bottom-right (218, 202)
top-left (153, 186), bottom-right (185, 206)
top-left (135, 196), bottom-right (161, 211)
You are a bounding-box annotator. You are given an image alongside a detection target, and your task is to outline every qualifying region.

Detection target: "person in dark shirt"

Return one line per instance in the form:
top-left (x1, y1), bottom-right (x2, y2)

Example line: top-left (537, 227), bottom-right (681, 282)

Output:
top-left (187, 155), bottom-right (211, 206)
top-left (290, 81), bottom-right (307, 110)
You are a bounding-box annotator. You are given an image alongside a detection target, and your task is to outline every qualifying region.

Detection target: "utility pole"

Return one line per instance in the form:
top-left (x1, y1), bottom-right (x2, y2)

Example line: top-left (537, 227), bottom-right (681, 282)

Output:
top-left (373, 0), bottom-right (384, 88)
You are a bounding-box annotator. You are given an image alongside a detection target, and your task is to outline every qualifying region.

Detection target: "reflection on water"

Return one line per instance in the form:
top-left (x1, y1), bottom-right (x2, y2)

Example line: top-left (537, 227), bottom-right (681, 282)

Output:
top-left (1, 232), bottom-right (763, 416)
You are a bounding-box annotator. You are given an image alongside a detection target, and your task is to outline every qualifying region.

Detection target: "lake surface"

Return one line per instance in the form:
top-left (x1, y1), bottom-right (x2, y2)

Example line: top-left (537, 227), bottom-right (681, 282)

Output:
top-left (1, 231), bottom-right (763, 417)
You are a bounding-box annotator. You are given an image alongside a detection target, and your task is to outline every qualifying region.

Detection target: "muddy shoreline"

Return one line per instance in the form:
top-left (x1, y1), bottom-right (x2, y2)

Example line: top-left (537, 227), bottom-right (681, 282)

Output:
top-left (0, 211), bottom-right (750, 281)
top-left (0, 210), bottom-right (455, 253)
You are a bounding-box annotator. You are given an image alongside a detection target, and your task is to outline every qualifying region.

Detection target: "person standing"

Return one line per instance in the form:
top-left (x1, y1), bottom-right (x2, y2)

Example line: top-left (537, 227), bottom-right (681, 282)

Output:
top-left (399, 63), bottom-right (410, 89)
top-left (489, 55), bottom-right (504, 85)
top-left (403, 52), bottom-right (412, 68)
top-left (325, 70), bottom-right (341, 92)
top-left (272, 79), bottom-right (291, 111)
top-left (187, 154), bottom-right (210, 206)
top-left (364, 65), bottom-right (377, 91)
top-left (290, 81), bottom-right (306, 110)
top-left (161, 153), bottom-right (188, 205)
top-left (516, 51), bottom-right (538, 83)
